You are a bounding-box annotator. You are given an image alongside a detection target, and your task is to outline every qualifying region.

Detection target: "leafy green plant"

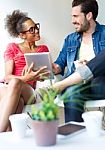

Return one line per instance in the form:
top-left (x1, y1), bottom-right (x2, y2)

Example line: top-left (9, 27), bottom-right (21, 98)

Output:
top-left (30, 88), bottom-right (59, 121)
top-left (28, 82), bottom-right (98, 121)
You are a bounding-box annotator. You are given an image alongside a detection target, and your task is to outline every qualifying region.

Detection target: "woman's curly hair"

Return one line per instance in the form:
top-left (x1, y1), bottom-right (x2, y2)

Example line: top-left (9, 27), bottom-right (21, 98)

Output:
top-left (5, 10), bottom-right (31, 38)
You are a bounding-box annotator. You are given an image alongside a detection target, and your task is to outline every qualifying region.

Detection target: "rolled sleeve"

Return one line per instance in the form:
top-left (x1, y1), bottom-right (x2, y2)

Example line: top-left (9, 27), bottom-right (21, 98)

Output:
top-left (76, 65), bottom-right (93, 82)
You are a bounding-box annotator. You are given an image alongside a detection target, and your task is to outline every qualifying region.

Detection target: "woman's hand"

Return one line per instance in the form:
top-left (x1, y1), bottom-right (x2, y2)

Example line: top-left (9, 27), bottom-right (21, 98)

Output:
top-left (22, 65), bottom-right (29, 76)
top-left (22, 63), bottom-right (51, 82)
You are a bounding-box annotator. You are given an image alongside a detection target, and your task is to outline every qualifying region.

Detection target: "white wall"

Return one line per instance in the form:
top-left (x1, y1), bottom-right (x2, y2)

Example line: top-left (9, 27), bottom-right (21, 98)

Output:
top-left (0, 0), bottom-right (104, 79)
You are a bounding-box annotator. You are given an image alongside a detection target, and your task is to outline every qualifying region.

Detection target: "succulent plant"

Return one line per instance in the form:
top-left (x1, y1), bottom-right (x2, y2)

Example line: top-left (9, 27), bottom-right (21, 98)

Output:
top-left (30, 87), bottom-right (59, 121)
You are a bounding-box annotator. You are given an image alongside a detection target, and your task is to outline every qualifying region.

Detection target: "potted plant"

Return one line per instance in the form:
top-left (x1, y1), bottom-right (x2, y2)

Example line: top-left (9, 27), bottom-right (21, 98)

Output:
top-left (27, 83), bottom-right (90, 146)
top-left (29, 87), bottom-right (59, 146)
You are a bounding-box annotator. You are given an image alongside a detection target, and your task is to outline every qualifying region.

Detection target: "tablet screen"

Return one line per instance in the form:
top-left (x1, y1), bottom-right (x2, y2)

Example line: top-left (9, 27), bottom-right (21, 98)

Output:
top-left (24, 52), bottom-right (54, 79)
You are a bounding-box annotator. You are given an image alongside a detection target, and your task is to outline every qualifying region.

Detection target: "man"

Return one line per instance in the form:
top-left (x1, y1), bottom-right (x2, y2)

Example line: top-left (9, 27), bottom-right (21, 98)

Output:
top-left (52, 0), bottom-right (105, 122)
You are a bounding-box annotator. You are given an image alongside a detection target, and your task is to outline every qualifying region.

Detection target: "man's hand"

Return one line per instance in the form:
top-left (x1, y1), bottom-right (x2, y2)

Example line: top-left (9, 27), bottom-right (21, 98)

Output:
top-left (74, 59), bottom-right (88, 69)
top-left (52, 63), bottom-right (61, 75)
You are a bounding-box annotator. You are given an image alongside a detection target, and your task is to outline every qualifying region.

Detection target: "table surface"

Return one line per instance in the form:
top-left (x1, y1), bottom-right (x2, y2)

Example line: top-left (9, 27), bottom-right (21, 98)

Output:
top-left (0, 122), bottom-right (105, 150)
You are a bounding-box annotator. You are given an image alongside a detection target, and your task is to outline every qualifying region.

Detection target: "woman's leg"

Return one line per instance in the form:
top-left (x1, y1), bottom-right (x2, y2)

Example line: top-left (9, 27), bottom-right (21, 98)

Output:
top-left (6, 97), bottom-right (25, 132)
top-left (20, 83), bottom-right (41, 105)
top-left (16, 97), bottom-right (25, 114)
top-left (0, 78), bottom-right (40, 132)
top-left (0, 78), bottom-right (22, 132)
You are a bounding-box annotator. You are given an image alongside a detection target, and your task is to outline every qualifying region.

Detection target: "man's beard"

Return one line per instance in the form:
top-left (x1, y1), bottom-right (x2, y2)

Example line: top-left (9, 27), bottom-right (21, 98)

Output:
top-left (77, 20), bottom-right (90, 33)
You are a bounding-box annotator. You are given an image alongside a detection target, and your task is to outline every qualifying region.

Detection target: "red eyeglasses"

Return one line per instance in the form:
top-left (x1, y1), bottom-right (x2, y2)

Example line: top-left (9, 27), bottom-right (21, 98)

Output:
top-left (22, 23), bottom-right (40, 34)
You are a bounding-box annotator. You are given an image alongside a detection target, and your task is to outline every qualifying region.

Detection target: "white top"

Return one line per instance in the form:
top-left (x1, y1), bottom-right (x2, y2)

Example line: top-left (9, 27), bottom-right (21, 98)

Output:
top-left (79, 41), bottom-right (95, 61)
top-left (0, 122), bottom-right (105, 150)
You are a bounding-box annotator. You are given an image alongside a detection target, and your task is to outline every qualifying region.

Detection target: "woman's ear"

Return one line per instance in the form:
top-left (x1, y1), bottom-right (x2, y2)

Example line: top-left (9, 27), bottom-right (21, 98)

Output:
top-left (19, 32), bottom-right (26, 39)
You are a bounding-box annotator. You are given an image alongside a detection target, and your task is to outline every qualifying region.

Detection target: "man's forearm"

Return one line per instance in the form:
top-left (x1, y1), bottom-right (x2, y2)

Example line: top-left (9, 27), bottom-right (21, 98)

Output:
top-left (52, 72), bottom-right (83, 93)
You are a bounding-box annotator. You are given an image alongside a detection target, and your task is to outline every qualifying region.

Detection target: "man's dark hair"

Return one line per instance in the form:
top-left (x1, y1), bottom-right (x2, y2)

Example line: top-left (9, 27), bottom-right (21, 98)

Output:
top-left (72, 0), bottom-right (98, 20)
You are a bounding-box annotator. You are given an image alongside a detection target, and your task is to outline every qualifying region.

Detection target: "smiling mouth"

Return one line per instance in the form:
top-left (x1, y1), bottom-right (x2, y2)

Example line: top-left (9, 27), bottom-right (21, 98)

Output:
top-left (73, 22), bottom-right (80, 26)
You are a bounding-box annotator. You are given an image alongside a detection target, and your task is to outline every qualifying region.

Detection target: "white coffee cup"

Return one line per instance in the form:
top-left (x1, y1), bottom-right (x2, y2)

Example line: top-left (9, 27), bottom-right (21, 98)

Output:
top-left (82, 111), bottom-right (103, 137)
top-left (9, 113), bottom-right (29, 139)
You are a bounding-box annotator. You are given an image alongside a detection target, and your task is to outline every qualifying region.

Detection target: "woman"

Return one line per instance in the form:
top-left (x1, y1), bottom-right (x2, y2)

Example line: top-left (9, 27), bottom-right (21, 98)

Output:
top-left (0, 10), bottom-right (50, 132)
top-left (4, 9), bottom-right (51, 101)
top-left (4, 9), bottom-right (50, 88)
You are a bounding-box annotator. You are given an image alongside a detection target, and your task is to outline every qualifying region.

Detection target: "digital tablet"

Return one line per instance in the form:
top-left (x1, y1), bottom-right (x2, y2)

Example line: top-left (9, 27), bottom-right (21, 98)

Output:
top-left (24, 52), bottom-right (54, 79)
top-left (58, 122), bottom-right (85, 136)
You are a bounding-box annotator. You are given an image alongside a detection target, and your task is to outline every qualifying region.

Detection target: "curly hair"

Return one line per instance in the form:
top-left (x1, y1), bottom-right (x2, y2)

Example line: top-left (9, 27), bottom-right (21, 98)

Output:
top-left (5, 10), bottom-right (31, 38)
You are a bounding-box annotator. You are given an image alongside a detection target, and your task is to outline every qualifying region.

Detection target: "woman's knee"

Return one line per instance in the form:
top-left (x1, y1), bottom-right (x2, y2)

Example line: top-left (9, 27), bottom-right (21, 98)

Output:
top-left (8, 78), bottom-right (22, 90)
